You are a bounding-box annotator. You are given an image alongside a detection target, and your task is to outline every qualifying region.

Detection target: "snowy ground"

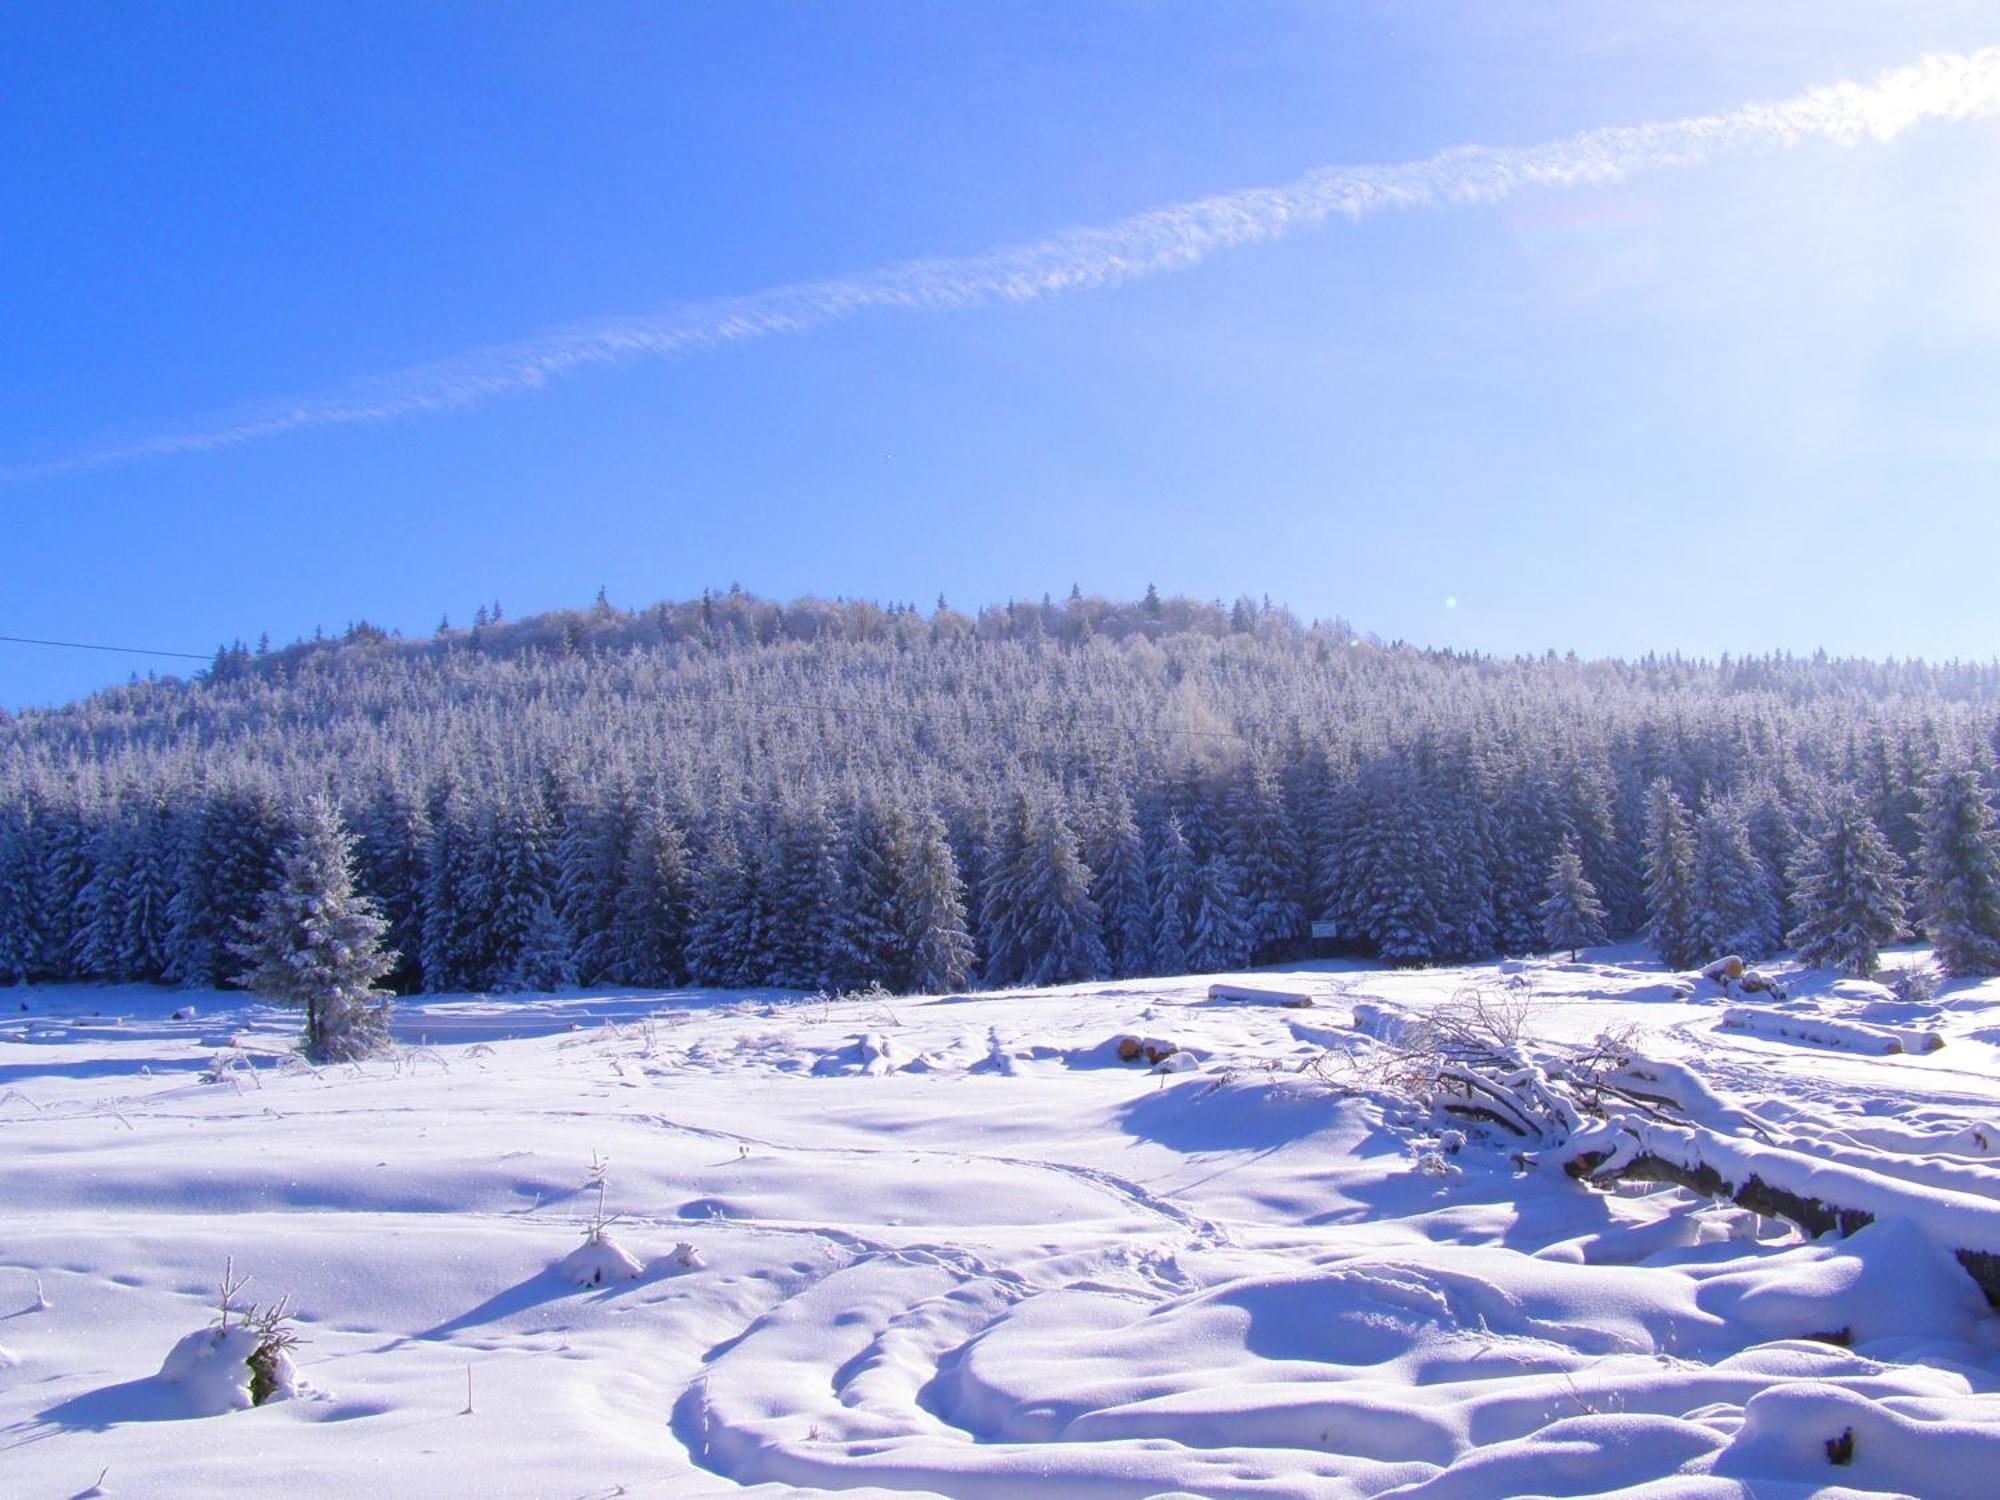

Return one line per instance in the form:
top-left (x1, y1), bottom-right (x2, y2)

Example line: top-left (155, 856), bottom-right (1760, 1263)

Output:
top-left (5, 948), bottom-right (2000, 1498)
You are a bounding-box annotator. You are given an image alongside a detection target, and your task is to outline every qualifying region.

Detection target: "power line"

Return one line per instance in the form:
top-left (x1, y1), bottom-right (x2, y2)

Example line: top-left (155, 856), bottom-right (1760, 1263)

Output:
top-left (0, 633), bottom-right (211, 662)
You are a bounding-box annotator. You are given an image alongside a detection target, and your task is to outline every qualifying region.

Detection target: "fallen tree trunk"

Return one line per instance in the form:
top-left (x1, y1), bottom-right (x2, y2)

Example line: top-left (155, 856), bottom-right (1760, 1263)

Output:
top-left (1207, 983), bottom-right (1314, 1007)
top-left (1328, 1004), bottom-right (2000, 1309)
top-left (1565, 1122), bottom-right (2000, 1308)
top-left (1566, 1146), bottom-right (1875, 1239)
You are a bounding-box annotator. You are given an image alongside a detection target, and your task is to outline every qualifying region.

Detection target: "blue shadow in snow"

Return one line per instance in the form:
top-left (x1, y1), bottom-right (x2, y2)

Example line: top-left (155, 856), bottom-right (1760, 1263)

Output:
top-left (413, 1269), bottom-right (577, 1341)
top-left (36, 1376), bottom-right (199, 1430)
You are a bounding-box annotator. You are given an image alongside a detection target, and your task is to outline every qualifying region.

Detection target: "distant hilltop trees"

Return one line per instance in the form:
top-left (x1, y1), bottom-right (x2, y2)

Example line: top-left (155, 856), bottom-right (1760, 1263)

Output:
top-left (5, 586), bottom-right (2000, 993)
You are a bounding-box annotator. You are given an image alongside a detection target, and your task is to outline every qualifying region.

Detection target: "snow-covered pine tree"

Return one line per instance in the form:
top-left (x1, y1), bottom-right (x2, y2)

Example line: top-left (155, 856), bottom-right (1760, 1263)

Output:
top-left (72, 817), bottom-right (128, 980)
top-left (684, 815), bottom-right (758, 987)
top-left (1490, 757), bottom-right (1565, 955)
top-left (997, 788), bottom-right (1106, 987)
top-left (419, 778), bottom-right (486, 993)
top-left (1915, 753), bottom-right (2000, 976)
top-left (478, 791), bottom-right (566, 991)
top-left (1557, 746), bottom-right (1635, 934)
top-left (1786, 789), bottom-right (1906, 978)
top-left (1739, 780), bottom-right (1804, 936)
top-left (1691, 795), bottom-right (1781, 959)
top-left (119, 794), bottom-right (178, 983)
top-left (233, 797), bottom-right (398, 1062)
top-left (1228, 757), bottom-right (1305, 959)
top-left (351, 781), bottom-right (429, 994)
top-left (160, 798), bottom-right (211, 987)
top-left (1149, 813), bottom-right (1196, 975)
top-left (1540, 838), bottom-right (1607, 960)
top-left (1085, 785), bottom-right (1152, 976)
top-left (899, 807), bottom-right (975, 993)
top-left (605, 800), bottom-right (692, 986)
top-left (500, 895), bottom-right (579, 992)
top-left (1428, 742), bottom-right (1497, 961)
top-left (33, 797), bottom-right (94, 981)
top-left (1167, 766), bottom-right (1220, 865)
top-left (1642, 779), bottom-right (1703, 969)
top-left (1856, 725), bottom-right (1926, 886)
top-left (1186, 855), bottom-right (1252, 972)
top-left (1324, 759), bottom-right (1448, 965)
top-left (829, 798), bottom-right (911, 992)
top-left (165, 782), bottom-right (287, 988)
top-left (976, 792), bottom-right (1031, 986)
top-left (556, 776), bottom-right (634, 985)
top-left (1290, 742), bottom-right (1343, 929)
top-left (762, 796), bottom-right (842, 990)
top-left (0, 796), bottom-right (39, 983)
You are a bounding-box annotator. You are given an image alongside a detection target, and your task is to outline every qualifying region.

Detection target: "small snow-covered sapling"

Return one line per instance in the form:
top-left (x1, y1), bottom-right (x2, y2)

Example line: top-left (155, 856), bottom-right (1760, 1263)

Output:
top-left (557, 1152), bottom-right (643, 1286)
top-left (246, 1296), bottom-right (304, 1406)
top-left (158, 1258), bottom-right (304, 1410)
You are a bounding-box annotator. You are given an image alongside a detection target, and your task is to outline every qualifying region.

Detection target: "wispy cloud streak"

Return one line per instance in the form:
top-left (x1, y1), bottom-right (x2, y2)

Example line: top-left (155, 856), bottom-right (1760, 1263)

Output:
top-left (11, 46), bottom-right (2000, 482)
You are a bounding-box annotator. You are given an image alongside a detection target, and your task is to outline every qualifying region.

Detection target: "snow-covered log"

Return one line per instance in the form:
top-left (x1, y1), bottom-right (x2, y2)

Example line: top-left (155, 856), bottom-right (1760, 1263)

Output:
top-left (1564, 1120), bottom-right (2000, 1307)
top-left (1206, 983), bottom-right (1313, 1007)
top-left (1721, 1005), bottom-right (1942, 1055)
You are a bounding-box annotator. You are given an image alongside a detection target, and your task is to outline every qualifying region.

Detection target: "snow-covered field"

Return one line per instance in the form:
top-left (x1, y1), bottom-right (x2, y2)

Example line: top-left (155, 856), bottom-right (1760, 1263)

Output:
top-left (6, 949), bottom-right (2000, 1499)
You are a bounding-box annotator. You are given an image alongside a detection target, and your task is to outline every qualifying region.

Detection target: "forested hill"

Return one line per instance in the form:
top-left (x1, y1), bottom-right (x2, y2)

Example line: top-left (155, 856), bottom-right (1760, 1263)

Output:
top-left (4, 587), bottom-right (1998, 997)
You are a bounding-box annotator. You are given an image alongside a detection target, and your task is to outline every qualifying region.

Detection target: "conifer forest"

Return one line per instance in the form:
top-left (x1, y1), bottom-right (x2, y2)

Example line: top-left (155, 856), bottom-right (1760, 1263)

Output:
top-left (7, 587), bottom-right (1998, 996)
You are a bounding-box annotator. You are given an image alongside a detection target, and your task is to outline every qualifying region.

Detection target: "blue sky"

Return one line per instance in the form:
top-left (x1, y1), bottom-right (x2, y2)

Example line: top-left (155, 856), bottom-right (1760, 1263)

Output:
top-left (7, 3), bottom-right (2000, 708)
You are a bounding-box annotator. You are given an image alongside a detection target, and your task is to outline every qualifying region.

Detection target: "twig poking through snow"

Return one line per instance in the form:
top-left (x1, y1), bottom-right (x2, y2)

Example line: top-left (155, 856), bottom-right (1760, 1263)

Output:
top-left (558, 1151), bottom-right (643, 1285)
top-left (585, 1150), bottom-right (612, 1231)
top-left (216, 1256), bottom-right (250, 1333)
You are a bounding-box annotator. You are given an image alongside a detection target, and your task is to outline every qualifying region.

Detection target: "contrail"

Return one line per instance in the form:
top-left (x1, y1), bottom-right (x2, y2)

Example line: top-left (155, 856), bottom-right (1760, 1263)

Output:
top-left (10, 45), bottom-right (2000, 483)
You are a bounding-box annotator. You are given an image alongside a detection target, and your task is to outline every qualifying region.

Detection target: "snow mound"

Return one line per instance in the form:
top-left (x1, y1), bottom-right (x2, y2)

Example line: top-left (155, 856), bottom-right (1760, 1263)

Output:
top-left (1377, 1413), bottom-right (1727, 1499)
top-left (1695, 1217), bottom-right (1990, 1346)
top-left (1620, 978), bottom-right (1699, 1003)
top-left (1830, 979), bottom-right (1898, 1005)
top-left (557, 1231), bottom-right (644, 1286)
top-left (1117, 1075), bottom-right (1360, 1150)
top-left (157, 1324), bottom-right (295, 1414)
top-left (810, 1031), bottom-right (899, 1075)
top-left (1714, 1381), bottom-right (2000, 1499)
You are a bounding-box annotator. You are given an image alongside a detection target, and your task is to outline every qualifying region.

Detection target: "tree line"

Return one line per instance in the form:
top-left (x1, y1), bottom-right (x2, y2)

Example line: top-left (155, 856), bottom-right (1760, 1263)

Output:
top-left (5, 586), bottom-right (2000, 994)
